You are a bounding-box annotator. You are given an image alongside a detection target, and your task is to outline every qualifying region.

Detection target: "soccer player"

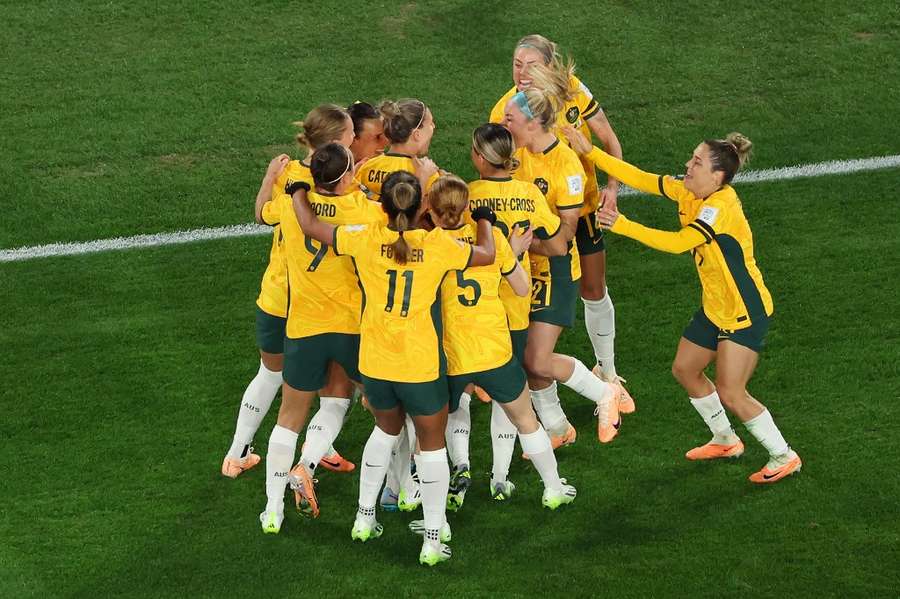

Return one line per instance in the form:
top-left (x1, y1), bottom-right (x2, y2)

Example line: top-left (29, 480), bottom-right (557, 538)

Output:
top-left (292, 170), bottom-right (496, 566)
top-left (347, 101), bottom-right (388, 163)
top-left (221, 104), bottom-right (357, 479)
top-left (430, 174), bottom-right (577, 513)
top-left (258, 143), bottom-right (386, 534)
top-left (567, 128), bottom-right (802, 483)
top-left (461, 123), bottom-right (568, 500)
top-left (490, 34), bottom-right (634, 409)
top-left (504, 86), bottom-right (625, 446)
top-left (355, 98), bottom-right (439, 200)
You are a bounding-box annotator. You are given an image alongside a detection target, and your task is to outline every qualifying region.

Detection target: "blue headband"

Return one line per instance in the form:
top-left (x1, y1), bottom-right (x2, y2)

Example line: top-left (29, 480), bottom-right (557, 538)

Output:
top-left (511, 91), bottom-right (534, 121)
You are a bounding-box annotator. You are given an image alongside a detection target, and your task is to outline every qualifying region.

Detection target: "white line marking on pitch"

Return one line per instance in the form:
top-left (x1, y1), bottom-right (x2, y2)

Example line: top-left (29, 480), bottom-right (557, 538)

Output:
top-left (3, 154), bottom-right (899, 263)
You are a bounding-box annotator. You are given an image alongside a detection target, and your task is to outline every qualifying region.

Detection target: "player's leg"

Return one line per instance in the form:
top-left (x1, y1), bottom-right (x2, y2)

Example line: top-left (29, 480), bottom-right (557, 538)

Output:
top-left (489, 400), bottom-right (518, 500)
top-left (300, 361), bottom-right (355, 474)
top-left (715, 339), bottom-right (801, 483)
top-left (444, 381), bottom-right (472, 512)
top-left (223, 309), bottom-right (285, 478)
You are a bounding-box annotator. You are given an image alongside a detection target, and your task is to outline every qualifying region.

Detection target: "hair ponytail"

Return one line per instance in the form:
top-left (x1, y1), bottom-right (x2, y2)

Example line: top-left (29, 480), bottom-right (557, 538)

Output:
top-left (293, 104), bottom-right (350, 152)
top-left (381, 172), bottom-right (422, 265)
top-left (705, 132), bottom-right (754, 185)
top-left (472, 123), bottom-right (520, 172)
top-left (429, 175), bottom-right (469, 229)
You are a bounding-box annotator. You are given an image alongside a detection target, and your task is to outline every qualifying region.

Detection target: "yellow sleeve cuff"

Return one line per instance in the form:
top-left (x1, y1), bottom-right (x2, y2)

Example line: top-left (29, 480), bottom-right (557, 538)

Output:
top-left (610, 214), bottom-right (707, 254)
top-left (585, 148), bottom-right (663, 196)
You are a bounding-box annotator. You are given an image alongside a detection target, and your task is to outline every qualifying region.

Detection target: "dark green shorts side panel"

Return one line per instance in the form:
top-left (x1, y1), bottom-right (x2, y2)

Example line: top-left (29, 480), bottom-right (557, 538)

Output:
top-left (576, 214), bottom-right (605, 255)
top-left (362, 375), bottom-right (450, 417)
top-left (447, 358), bottom-right (527, 411)
top-left (283, 333), bottom-right (360, 391)
top-left (530, 274), bottom-right (579, 328)
top-left (256, 307), bottom-right (286, 354)
top-left (682, 309), bottom-right (770, 353)
top-left (510, 328), bottom-right (528, 365)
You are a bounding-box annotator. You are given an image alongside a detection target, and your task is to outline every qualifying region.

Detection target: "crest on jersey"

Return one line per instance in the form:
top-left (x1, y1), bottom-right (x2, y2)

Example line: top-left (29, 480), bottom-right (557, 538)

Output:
top-left (566, 107), bottom-right (579, 123)
top-left (534, 177), bottom-right (549, 195)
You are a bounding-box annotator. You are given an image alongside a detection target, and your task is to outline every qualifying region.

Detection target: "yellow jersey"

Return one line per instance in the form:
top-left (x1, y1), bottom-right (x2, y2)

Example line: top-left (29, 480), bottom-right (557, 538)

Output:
top-left (513, 140), bottom-right (584, 302)
top-left (354, 150), bottom-right (439, 201)
top-left (490, 74), bottom-right (604, 213)
top-left (256, 160), bottom-right (313, 318)
top-left (333, 224), bottom-right (473, 382)
top-left (441, 226), bottom-right (519, 375)
top-left (275, 189), bottom-right (385, 339)
top-left (465, 177), bottom-right (561, 331)
top-left (585, 148), bottom-right (774, 330)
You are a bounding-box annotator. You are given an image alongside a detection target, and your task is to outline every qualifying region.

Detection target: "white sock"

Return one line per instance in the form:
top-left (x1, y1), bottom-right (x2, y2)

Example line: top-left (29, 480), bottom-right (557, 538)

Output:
top-left (401, 416), bottom-right (418, 493)
top-left (358, 426), bottom-right (399, 515)
top-left (227, 361), bottom-right (283, 460)
top-left (386, 425), bottom-right (410, 494)
top-left (530, 382), bottom-right (570, 437)
top-left (561, 357), bottom-right (612, 404)
top-left (300, 396), bottom-right (351, 472)
top-left (743, 409), bottom-right (790, 457)
top-left (265, 425), bottom-right (298, 514)
top-left (445, 393), bottom-right (471, 467)
top-left (583, 290), bottom-right (617, 379)
top-left (490, 400), bottom-right (517, 483)
top-left (689, 391), bottom-right (738, 443)
top-left (519, 428), bottom-right (562, 491)
top-left (415, 448), bottom-right (450, 546)
top-left (324, 445), bottom-right (338, 458)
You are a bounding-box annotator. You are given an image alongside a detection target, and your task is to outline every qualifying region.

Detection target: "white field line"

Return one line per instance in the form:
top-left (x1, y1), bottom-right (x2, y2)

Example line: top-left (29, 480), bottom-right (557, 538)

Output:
top-left (3, 154), bottom-right (899, 263)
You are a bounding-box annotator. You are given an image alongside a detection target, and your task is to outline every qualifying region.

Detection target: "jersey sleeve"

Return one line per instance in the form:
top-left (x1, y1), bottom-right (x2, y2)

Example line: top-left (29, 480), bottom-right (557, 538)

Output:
top-left (438, 230), bottom-right (474, 271)
top-left (572, 76), bottom-right (602, 121)
top-left (489, 89), bottom-right (514, 124)
top-left (333, 223), bottom-right (372, 258)
top-left (530, 187), bottom-right (562, 240)
top-left (584, 147), bottom-right (686, 202)
top-left (610, 213), bottom-right (707, 254)
top-left (494, 229), bottom-right (518, 275)
top-left (260, 193), bottom-right (287, 226)
top-left (688, 195), bottom-right (730, 242)
top-left (555, 157), bottom-right (585, 211)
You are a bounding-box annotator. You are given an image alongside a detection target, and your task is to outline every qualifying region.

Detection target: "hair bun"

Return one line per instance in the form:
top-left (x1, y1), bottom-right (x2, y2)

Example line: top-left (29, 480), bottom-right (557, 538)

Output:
top-left (725, 132), bottom-right (753, 166)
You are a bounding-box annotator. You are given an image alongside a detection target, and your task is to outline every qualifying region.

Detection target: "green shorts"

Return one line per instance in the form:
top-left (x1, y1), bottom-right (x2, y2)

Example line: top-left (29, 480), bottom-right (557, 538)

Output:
top-left (283, 333), bottom-right (360, 391)
top-left (575, 213), bottom-right (605, 255)
top-left (255, 307), bottom-right (286, 354)
top-left (682, 309), bottom-right (770, 354)
top-left (530, 255), bottom-right (580, 329)
top-left (361, 374), bottom-right (450, 417)
top-left (448, 358), bottom-right (527, 412)
top-left (510, 328), bottom-right (528, 366)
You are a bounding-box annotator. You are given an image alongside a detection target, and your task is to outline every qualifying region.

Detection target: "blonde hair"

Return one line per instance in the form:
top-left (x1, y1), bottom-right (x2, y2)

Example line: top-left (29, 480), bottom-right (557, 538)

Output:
top-left (472, 123), bottom-right (520, 171)
top-left (378, 98), bottom-right (428, 144)
top-left (428, 175), bottom-right (469, 229)
top-left (520, 86), bottom-right (562, 131)
top-left (293, 104), bottom-right (350, 151)
top-left (381, 171), bottom-right (423, 265)
top-left (528, 60), bottom-right (577, 108)
top-left (515, 34), bottom-right (560, 66)
top-left (705, 132), bottom-right (753, 185)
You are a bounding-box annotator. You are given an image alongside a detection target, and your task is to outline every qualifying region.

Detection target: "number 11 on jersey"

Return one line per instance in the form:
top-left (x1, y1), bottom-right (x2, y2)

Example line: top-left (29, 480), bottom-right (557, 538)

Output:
top-left (385, 269), bottom-right (414, 317)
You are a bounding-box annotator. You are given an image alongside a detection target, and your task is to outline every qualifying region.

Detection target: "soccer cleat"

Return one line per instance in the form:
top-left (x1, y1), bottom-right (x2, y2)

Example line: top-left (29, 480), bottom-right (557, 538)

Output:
top-left (595, 382), bottom-right (622, 443)
top-left (472, 385), bottom-right (493, 403)
top-left (685, 439), bottom-right (745, 460)
top-left (350, 518), bottom-right (384, 542)
top-left (319, 450), bottom-right (356, 473)
top-left (380, 487), bottom-right (399, 512)
top-left (749, 449), bottom-right (802, 484)
top-left (446, 464), bottom-right (472, 512)
top-left (408, 519), bottom-right (452, 543)
top-left (523, 424), bottom-right (577, 460)
top-left (491, 479), bottom-right (516, 501)
top-left (288, 464), bottom-right (320, 518)
top-left (419, 541), bottom-right (452, 566)
top-left (221, 450), bottom-right (261, 479)
top-left (398, 485), bottom-right (422, 512)
top-left (592, 366), bottom-right (636, 414)
top-left (542, 480), bottom-right (577, 510)
top-left (259, 510), bottom-right (283, 534)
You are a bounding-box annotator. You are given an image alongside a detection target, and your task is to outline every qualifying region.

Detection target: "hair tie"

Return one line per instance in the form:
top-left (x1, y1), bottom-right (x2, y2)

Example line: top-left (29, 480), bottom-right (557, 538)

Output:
top-left (398, 230), bottom-right (404, 237)
top-left (511, 91), bottom-right (534, 121)
top-left (413, 100), bottom-right (427, 131)
top-left (324, 149), bottom-right (353, 185)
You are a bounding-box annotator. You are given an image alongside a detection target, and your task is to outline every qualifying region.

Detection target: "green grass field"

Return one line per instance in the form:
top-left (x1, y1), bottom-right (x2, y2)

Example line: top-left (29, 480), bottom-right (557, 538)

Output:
top-left (3, 2), bottom-right (899, 597)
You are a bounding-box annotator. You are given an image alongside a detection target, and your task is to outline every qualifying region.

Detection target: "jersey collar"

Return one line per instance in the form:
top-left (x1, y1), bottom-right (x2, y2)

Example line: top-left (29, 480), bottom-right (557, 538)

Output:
top-left (541, 138), bottom-right (560, 155)
top-left (482, 176), bottom-right (512, 182)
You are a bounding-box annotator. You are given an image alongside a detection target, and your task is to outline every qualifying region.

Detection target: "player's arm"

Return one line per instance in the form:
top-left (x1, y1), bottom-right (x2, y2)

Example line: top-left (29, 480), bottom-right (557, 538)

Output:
top-left (597, 204), bottom-right (706, 254)
top-left (291, 183), bottom-right (336, 245)
top-left (255, 154), bottom-right (290, 224)
top-left (585, 110), bottom-right (624, 209)
top-left (498, 231), bottom-right (530, 296)
top-left (468, 207), bottom-right (497, 267)
top-left (503, 262), bottom-right (530, 297)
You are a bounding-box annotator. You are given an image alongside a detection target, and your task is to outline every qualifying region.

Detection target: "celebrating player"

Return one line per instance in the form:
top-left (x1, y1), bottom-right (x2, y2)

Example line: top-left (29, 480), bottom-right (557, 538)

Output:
top-left (490, 34), bottom-right (633, 407)
top-left (567, 128), bottom-right (802, 483)
top-left (292, 170), bottom-right (497, 566)
top-left (347, 101), bottom-right (388, 163)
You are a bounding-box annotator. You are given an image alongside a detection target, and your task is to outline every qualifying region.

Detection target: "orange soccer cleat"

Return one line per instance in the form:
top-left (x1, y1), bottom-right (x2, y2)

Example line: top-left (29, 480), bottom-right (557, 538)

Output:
top-left (472, 386), bottom-right (493, 403)
top-left (289, 463), bottom-right (320, 518)
top-left (685, 439), bottom-right (745, 460)
top-left (749, 450), bottom-right (802, 484)
top-left (592, 366), bottom-right (636, 414)
top-left (221, 451), bottom-right (261, 479)
top-left (596, 382), bottom-right (622, 443)
top-left (319, 450), bottom-right (356, 473)
top-left (523, 423), bottom-right (576, 460)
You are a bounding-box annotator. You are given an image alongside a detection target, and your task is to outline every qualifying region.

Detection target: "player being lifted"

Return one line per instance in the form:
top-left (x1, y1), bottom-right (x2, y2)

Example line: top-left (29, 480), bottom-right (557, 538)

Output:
top-left (566, 128), bottom-right (802, 484)
top-left (292, 170), bottom-right (497, 566)
top-left (490, 34), bottom-right (634, 411)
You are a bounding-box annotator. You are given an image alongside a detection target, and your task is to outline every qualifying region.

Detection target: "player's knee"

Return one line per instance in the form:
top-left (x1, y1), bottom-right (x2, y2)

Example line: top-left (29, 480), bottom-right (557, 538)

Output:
top-left (671, 360), bottom-right (693, 384)
top-left (714, 382), bottom-right (744, 408)
top-left (579, 279), bottom-right (606, 300)
top-left (524, 352), bottom-right (552, 379)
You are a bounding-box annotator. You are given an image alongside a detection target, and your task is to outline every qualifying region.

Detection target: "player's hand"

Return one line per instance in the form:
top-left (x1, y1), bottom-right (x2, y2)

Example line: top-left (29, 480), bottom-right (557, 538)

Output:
top-left (266, 154), bottom-right (290, 180)
top-left (560, 126), bottom-right (592, 155)
top-left (508, 224), bottom-right (534, 256)
top-left (599, 185), bottom-right (618, 212)
top-left (595, 205), bottom-right (620, 230)
top-left (412, 156), bottom-right (439, 182)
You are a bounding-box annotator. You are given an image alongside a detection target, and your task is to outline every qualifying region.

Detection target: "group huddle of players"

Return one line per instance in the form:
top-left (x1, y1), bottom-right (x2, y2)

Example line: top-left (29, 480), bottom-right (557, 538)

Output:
top-left (219, 34), bottom-right (803, 566)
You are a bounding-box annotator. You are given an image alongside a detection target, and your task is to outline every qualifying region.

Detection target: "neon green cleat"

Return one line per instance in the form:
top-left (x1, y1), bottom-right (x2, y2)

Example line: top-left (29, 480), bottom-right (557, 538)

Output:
top-left (491, 479), bottom-right (516, 502)
top-left (259, 510), bottom-right (283, 534)
top-left (408, 519), bottom-right (452, 543)
top-left (446, 464), bottom-right (471, 512)
top-left (419, 541), bottom-right (452, 566)
top-left (350, 518), bottom-right (384, 542)
top-left (398, 486), bottom-right (422, 512)
top-left (541, 480), bottom-right (577, 510)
